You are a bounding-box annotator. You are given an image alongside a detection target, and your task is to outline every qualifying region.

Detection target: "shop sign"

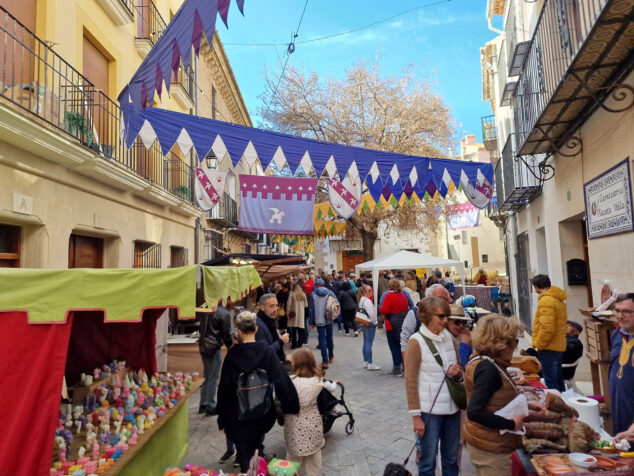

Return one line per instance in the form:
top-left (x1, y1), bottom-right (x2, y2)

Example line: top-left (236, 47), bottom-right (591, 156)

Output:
top-left (584, 158), bottom-right (634, 239)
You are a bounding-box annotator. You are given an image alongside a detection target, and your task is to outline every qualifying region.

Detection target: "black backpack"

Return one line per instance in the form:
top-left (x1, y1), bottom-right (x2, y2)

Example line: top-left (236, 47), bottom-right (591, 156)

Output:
top-left (236, 368), bottom-right (273, 421)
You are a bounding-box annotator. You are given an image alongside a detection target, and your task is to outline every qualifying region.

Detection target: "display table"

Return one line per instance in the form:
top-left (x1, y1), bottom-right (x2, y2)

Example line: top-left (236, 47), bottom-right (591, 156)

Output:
top-left (453, 285), bottom-right (499, 311)
top-left (102, 379), bottom-right (201, 476)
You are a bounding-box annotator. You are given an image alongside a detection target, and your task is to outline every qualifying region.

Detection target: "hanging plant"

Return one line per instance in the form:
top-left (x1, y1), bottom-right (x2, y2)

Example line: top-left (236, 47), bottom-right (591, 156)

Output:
top-left (173, 185), bottom-right (191, 199)
top-left (64, 111), bottom-right (93, 147)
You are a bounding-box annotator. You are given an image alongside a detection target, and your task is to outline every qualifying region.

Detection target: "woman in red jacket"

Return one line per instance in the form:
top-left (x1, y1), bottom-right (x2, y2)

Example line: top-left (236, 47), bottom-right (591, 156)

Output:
top-left (379, 279), bottom-right (410, 376)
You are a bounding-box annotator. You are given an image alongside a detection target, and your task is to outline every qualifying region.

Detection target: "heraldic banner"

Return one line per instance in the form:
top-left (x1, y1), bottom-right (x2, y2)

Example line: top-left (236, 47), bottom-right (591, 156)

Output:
top-left (195, 168), bottom-right (228, 211)
top-left (238, 175), bottom-right (318, 235)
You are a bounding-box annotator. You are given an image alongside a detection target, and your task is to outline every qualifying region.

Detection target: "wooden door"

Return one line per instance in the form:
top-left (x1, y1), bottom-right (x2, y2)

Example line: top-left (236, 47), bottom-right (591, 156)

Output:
top-left (342, 250), bottom-right (365, 275)
top-left (82, 35), bottom-right (110, 146)
top-left (69, 234), bottom-right (104, 268)
top-left (0, 0), bottom-right (37, 89)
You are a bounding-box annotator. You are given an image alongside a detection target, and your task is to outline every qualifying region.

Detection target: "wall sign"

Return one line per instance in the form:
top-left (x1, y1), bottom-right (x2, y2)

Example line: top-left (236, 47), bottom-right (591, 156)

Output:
top-left (584, 158), bottom-right (634, 239)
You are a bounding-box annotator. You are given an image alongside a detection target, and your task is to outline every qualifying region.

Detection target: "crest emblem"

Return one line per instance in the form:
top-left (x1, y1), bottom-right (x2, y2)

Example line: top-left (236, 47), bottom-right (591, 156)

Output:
top-left (328, 176), bottom-right (362, 219)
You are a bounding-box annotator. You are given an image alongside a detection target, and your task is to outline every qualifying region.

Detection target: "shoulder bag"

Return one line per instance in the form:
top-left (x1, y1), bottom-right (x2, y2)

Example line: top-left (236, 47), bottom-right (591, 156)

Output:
top-left (355, 299), bottom-right (372, 327)
top-left (418, 330), bottom-right (467, 410)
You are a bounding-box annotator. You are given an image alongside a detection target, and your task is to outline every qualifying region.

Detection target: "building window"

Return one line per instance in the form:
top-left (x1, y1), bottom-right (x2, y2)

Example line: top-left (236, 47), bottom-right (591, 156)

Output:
top-left (0, 224), bottom-right (21, 268)
top-left (482, 254), bottom-right (489, 263)
top-left (204, 230), bottom-right (223, 261)
top-left (461, 230), bottom-right (467, 245)
top-left (170, 246), bottom-right (188, 267)
top-left (211, 86), bottom-right (217, 119)
top-left (134, 240), bottom-right (161, 268)
top-left (242, 243), bottom-right (251, 254)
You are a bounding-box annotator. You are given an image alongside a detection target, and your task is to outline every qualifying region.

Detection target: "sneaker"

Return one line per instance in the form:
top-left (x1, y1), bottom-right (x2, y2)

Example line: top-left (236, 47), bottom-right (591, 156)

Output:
top-left (233, 460), bottom-right (240, 468)
top-left (321, 363), bottom-right (329, 369)
top-left (219, 448), bottom-right (236, 464)
top-left (362, 361), bottom-right (368, 368)
top-left (205, 406), bottom-right (218, 416)
top-left (338, 329), bottom-right (343, 333)
top-left (388, 366), bottom-right (403, 377)
top-left (354, 331), bottom-right (359, 337)
top-left (198, 405), bottom-right (207, 414)
top-left (329, 356), bottom-right (335, 363)
top-left (367, 363), bottom-right (382, 371)
top-left (344, 332), bottom-right (350, 336)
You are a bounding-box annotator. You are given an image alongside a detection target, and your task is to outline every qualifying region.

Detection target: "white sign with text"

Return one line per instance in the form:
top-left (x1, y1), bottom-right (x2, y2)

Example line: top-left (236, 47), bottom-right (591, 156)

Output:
top-left (584, 158), bottom-right (634, 239)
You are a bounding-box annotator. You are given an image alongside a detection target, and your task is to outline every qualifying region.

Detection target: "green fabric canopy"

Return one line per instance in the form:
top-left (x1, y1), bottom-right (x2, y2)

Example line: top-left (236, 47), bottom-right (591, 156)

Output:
top-left (202, 265), bottom-right (262, 309)
top-left (0, 266), bottom-right (198, 323)
top-left (0, 265), bottom-right (263, 324)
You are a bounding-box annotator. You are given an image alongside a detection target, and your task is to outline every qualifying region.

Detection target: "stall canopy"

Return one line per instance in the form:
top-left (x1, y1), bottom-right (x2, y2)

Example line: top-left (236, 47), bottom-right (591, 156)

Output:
top-left (0, 265), bottom-right (261, 476)
top-left (355, 250), bottom-right (466, 305)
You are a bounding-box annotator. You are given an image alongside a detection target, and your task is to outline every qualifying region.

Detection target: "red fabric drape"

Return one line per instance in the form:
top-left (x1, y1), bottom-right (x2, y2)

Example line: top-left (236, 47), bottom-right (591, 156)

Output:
top-left (0, 309), bottom-right (162, 476)
top-left (0, 311), bottom-right (72, 476)
top-left (65, 310), bottom-right (160, 385)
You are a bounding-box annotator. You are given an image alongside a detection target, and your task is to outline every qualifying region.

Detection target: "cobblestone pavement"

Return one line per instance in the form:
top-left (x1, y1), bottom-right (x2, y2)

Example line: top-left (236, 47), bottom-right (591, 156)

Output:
top-left (185, 327), bottom-right (476, 475)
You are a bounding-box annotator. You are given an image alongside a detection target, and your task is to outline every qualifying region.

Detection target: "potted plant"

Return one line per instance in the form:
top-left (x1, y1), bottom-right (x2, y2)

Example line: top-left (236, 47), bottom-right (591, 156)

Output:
top-left (64, 111), bottom-right (93, 147)
top-left (173, 185), bottom-right (191, 199)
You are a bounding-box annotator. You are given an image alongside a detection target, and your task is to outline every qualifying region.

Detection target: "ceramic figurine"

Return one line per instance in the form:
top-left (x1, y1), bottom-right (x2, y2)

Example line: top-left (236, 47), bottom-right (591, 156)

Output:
top-left (75, 420), bottom-right (82, 434)
top-left (93, 368), bottom-right (100, 379)
top-left (91, 443), bottom-right (99, 461)
top-left (84, 375), bottom-right (93, 386)
top-left (77, 446), bottom-right (86, 458)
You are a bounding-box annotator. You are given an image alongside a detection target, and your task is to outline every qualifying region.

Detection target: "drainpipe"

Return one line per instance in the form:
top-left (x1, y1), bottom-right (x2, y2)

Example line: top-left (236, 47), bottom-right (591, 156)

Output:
top-left (507, 211), bottom-right (518, 312)
top-left (195, 217), bottom-right (201, 264)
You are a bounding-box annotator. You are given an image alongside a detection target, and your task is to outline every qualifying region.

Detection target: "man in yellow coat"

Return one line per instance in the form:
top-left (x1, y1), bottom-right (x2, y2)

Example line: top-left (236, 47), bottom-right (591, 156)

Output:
top-left (531, 274), bottom-right (567, 391)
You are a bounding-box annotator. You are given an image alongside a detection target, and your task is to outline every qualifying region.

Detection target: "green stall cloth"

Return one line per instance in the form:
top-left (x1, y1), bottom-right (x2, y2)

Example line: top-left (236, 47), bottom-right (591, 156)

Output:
top-left (117, 401), bottom-right (190, 476)
top-left (203, 265), bottom-right (262, 309)
top-left (0, 266), bottom-right (197, 323)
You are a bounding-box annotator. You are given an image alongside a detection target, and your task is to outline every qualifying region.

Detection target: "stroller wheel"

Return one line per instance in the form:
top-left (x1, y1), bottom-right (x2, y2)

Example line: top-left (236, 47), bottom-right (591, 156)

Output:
top-left (345, 421), bottom-right (354, 434)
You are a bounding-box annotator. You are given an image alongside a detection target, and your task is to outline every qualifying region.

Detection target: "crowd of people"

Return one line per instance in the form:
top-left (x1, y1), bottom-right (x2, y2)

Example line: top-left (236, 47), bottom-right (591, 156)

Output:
top-left (195, 267), bottom-right (634, 476)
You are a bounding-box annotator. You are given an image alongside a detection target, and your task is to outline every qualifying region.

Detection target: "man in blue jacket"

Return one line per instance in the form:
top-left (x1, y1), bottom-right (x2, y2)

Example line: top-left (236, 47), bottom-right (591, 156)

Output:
top-left (309, 279), bottom-right (337, 369)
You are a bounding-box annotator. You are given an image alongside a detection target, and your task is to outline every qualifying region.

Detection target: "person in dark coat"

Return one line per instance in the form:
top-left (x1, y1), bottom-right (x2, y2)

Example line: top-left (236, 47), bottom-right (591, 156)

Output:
top-left (217, 311), bottom-right (300, 472)
top-left (337, 281), bottom-right (359, 336)
top-left (563, 321), bottom-right (584, 381)
top-left (255, 293), bottom-right (289, 362)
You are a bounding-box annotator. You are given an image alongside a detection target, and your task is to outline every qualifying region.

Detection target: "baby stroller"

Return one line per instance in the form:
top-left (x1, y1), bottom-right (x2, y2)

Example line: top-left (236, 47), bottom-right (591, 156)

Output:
top-left (317, 380), bottom-right (355, 435)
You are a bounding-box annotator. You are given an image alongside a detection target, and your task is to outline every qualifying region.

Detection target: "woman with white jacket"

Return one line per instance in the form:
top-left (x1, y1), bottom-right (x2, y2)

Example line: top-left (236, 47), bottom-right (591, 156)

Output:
top-left (404, 296), bottom-right (463, 476)
top-left (284, 347), bottom-right (336, 475)
top-left (358, 284), bottom-right (381, 370)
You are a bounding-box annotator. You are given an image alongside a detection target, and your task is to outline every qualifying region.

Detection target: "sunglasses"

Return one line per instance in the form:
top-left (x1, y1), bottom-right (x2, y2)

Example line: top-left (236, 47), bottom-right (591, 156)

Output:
top-left (433, 313), bottom-right (449, 320)
top-left (450, 319), bottom-right (467, 326)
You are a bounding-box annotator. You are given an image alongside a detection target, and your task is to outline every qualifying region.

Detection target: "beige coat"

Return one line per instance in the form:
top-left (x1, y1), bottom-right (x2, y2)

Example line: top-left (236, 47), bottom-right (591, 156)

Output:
top-left (286, 288), bottom-right (307, 328)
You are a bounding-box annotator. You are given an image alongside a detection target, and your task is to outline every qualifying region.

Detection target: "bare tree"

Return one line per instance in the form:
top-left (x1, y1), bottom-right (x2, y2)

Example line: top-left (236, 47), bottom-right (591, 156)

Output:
top-left (260, 61), bottom-right (458, 260)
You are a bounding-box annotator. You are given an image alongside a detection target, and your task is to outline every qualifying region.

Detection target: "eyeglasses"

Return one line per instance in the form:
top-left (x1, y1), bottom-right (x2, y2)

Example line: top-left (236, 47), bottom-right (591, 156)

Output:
top-left (450, 319), bottom-right (467, 326)
top-left (615, 309), bottom-right (634, 317)
top-left (433, 313), bottom-right (449, 320)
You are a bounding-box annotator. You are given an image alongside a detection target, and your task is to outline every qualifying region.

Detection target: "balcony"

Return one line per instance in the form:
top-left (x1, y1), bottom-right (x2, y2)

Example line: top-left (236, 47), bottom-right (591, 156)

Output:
top-left (208, 193), bottom-right (238, 227)
top-left (505, 0), bottom-right (530, 78)
top-left (135, 0), bottom-right (166, 57)
top-left (171, 64), bottom-right (196, 109)
top-left (481, 115), bottom-right (498, 152)
top-left (0, 5), bottom-right (198, 211)
top-left (498, 134), bottom-right (542, 212)
top-left (96, 0), bottom-right (135, 25)
top-left (513, 0), bottom-right (634, 156)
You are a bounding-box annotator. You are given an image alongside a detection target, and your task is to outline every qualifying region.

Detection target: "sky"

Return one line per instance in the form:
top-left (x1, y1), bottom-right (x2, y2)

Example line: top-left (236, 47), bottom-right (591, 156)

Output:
top-left (216, 0), bottom-right (500, 155)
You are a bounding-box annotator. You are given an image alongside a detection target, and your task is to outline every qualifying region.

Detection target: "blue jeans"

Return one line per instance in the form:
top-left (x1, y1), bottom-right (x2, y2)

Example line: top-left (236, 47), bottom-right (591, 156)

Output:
top-left (385, 329), bottom-right (403, 367)
top-left (317, 323), bottom-right (334, 364)
top-left (200, 350), bottom-right (222, 409)
top-left (362, 324), bottom-right (377, 363)
top-left (336, 314), bottom-right (342, 331)
top-left (537, 350), bottom-right (564, 392)
top-left (418, 412), bottom-right (460, 476)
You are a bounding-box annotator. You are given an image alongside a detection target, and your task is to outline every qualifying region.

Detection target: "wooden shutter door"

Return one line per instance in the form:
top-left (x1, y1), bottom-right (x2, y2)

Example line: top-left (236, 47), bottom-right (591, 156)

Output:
top-left (0, 0), bottom-right (37, 90)
top-left (69, 235), bottom-right (104, 268)
top-left (82, 36), bottom-right (110, 146)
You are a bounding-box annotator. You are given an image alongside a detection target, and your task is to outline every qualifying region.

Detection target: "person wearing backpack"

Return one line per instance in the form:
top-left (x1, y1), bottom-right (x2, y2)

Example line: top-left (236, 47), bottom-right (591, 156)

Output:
top-left (337, 281), bottom-right (359, 336)
top-left (309, 279), bottom-right (338, 369)
top-left (198, 304), bottom-right (233, 416)
top-left (217, 311), bottom-right (300, 472)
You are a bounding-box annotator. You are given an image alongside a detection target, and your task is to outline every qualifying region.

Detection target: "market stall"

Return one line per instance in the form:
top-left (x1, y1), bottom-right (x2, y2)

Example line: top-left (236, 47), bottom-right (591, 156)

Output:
top-left (355, 250), bottom-right (466, 305)
top-left (0, 265), bottom-right (262, 476)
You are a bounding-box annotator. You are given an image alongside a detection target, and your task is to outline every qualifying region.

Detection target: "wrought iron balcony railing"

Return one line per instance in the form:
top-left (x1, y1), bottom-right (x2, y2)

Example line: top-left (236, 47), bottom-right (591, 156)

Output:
top-left (118, 0), bottom-right (135, 17)
top-left (511, 0), bottom-right (632, 156)
top-left (172, 63), bottom-right (196, 103)
top-left (0, 5), bottom-right (196, 206)
top-left (481, 115), bottom-right (498, 152)
top-left (498, 133), bottom-right (542, 211)
top-left (208, 193), bottom-right (238, 227)
top-left (136, 0), bottom-right (166, 44)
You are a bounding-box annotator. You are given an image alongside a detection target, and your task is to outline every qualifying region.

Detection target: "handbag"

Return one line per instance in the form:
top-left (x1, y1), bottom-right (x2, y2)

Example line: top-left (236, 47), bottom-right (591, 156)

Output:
top-left (419, 331), bottom-right (467, 410)
top-left (355, 306), bottom-right (371, 326)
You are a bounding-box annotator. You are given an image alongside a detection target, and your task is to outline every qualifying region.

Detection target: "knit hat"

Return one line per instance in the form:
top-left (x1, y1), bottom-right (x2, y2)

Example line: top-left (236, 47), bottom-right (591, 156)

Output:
top-left (315, 279), bottom-right (325, 287)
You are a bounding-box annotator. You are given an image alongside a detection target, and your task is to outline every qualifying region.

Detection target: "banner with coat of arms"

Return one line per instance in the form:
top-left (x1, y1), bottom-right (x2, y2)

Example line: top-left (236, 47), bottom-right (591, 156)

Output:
top-left (194, 168), bottom-right (228, 211)
top-left (328, 177), bottom-right (362, 219)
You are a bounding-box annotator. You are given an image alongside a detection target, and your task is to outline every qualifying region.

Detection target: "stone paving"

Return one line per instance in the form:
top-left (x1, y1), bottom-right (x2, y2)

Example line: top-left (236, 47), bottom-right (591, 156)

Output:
top-left (184, 327), bottom-right (477, 475)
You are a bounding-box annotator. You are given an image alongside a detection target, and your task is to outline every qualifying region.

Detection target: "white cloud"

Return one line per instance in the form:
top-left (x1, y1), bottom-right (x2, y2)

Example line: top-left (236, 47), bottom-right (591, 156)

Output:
top-left (389, 20), bottom-right (404, 29)
top-left (417, 13), bottom-right (479, 27)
